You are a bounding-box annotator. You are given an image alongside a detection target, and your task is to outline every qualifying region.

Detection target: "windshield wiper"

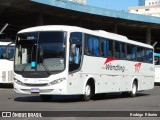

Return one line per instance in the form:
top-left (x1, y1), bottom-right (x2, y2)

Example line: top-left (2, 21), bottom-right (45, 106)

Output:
top-left (21, 63), bottom-right (29, 72)
top-left (21, 61), bottom-right (51, 75)
top-left (41, 62), bottom-right (51, 75)
top-left (39, 55), bottom-right (51, 75)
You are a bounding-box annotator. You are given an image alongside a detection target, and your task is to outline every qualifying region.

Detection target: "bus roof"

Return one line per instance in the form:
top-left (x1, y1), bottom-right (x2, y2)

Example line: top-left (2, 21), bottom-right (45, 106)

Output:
top-left (18, 25), bottom-right (153, 49)
top-left (0, 41), bottom-right (13, 46)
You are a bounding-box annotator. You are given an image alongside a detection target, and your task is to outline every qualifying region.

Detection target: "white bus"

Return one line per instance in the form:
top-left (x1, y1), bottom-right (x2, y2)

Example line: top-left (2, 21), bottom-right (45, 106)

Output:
top-left (0, 40), bottom-right (14, 84)
top-left (154, 53), bottom-right (160, 84)
top-left (13, 25), bottom-right (154, 101)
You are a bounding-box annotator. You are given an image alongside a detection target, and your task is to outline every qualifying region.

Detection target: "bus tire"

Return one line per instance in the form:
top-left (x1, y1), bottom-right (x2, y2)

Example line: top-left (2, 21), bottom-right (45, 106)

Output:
top-left (40, 95), bottom-right (52, 101)
top-left (81, 83), bottom-right (92, 101)
top-left (130, 81), bottom-right (137, 97)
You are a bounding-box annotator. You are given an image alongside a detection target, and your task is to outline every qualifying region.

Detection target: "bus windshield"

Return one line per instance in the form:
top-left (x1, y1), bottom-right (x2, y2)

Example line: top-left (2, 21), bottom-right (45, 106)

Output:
top-left (14, 31), bottom-right (66, 74)
top-left (0, 45), bottom-right (14, 60)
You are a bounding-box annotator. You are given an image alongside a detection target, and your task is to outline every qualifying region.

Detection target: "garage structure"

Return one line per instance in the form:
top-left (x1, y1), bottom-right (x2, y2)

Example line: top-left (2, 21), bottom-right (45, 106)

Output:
top-left (0, 0), bottom-right (160, 52)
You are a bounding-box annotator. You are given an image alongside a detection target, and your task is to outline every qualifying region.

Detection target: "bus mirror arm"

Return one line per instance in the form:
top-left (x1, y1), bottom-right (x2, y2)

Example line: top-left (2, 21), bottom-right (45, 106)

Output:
top-left (0, 23), bottom-right (9, 35)
top-left (152, 42), bottom-right (157, 47)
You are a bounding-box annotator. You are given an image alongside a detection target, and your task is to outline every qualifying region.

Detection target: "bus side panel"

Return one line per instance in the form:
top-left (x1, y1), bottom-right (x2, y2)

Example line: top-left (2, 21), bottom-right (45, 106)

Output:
top-left (80, 56), bottom-right (154, 94)
top-left (119, 75), bottom-right (132, 92)
top-left (96, 75), bottom-right (119, 93)
top-left (80, 56), bottom-right (122, 94)
top-left (67, 73), bottom-right (85, 95)
top-left (0, 60), bottom-right (14, 83)
top-left (155, 67), bottom-right (160, 83)
top-left (137, 63), bottom-right (154, 91)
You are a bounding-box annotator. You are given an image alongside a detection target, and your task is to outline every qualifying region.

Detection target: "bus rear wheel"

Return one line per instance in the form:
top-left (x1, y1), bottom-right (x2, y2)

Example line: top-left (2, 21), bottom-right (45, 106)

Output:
top-left (40, 95), bottom-right (52, 101)
top-left (122, 81), bottom-right (138, 97)
top-left (129, 81), bottom-right (137, 97)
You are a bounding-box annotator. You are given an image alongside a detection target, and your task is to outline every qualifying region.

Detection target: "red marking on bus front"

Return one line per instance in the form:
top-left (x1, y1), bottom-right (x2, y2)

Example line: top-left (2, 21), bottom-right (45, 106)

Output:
top-left (104, 58), bottom-right (118, 65)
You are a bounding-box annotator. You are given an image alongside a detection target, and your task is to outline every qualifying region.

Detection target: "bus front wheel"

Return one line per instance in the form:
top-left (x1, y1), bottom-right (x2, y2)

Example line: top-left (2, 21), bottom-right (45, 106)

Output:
top-left (81, 83), bottom-right (92, 101)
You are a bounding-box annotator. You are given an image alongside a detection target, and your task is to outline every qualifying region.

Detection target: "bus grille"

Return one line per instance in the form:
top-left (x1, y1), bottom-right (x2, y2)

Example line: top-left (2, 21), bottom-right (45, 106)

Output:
top-left (1, 71), bottom-right (13, 83)
top-left (8, 71), bottom-right (13, 82)
top-left (2, 71), bottom-right (6, 82)
top-left (24, 83), bottom-right (48, 87)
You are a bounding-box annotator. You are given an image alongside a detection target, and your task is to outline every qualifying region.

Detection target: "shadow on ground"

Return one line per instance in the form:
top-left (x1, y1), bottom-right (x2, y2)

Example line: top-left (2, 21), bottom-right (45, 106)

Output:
top-left (14, 92), bottom-right (150, 103)
top-left (0, 83), bottom-right (13, 88)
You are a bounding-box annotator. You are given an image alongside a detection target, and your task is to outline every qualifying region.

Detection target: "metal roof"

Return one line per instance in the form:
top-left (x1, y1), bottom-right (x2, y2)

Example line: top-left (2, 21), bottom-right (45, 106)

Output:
top-left (31, 0), bottom-right (160, 24)
top-left (0, 0), bottom-right (160, 51)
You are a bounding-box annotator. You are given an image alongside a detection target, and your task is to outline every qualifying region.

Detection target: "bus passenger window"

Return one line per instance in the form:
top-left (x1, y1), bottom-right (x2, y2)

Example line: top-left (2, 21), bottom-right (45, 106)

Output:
top-left (137, 47), bottom-right (142, 62)
top-left (70, 42), bottom-right (80, 64)
top-left (100, 39), bottom-right (113, 58)
top-left (101, 39), bottom-right (108, 57)
top-left (141, 48), bottom-right (146, 62)
top-left (85, 35), bottom-right (93, 55)
top-left (127, 44), bottom-right (132, 60)
top-left (108, 40), bottom-right (113, 57)
top-left (120, 43), bottom-right (126, 59)
top-left (146, 49), bottom-right (153, 63)
top-left (69, 44), bottom-right (76, 63)
top-left (149, 50), bottom-right (153, 63)
top-left (93, 37), bottom-right (100, 56)
top-left (132, 46), bottom-right (136, 61)
top-left (114, 42), bottom-right (120, 58)
top-left (69, 32), bottom-right (82, 72)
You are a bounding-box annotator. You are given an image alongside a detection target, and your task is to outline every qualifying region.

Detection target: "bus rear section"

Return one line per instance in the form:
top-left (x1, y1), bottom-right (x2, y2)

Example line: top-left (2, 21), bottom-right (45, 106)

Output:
top-left (154, 53), bottom-right (160, 85)
top-left (77, 34), bottom-right (154, 101)
top-left (0, 41), bottom-right (14, 84)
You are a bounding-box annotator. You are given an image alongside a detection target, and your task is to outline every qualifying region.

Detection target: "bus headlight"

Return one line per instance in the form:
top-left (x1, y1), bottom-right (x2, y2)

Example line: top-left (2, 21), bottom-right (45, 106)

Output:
top-left (49, 77), bottom-right (66, 85)
top-left (14, 78), bottom-right (25, 86)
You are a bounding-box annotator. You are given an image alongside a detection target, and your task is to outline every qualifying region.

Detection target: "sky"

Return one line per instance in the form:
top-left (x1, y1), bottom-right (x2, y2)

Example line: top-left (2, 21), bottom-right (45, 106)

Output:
top-left (87, 0), bottom-right (138, 11)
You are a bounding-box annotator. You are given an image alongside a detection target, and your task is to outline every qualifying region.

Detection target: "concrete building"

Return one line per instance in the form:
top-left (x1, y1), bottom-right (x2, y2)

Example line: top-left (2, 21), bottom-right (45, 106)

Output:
top-left (139, 0), bottom-right (160, 6)
top-left (129, 0), bottom-right (160, 17)
top-left (139, 0), bottom-right (145, 6)
top-left (68, 0), bottom-right (86, 5)
top-left (1, 0), bottom-right (160, 52)
top-left (144, 0), bottom-right (160, 6)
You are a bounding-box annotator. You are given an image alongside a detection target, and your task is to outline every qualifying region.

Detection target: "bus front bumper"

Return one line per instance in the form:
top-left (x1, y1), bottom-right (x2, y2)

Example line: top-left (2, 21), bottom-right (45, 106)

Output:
top-left (13, 82), bottom-right (68, 95)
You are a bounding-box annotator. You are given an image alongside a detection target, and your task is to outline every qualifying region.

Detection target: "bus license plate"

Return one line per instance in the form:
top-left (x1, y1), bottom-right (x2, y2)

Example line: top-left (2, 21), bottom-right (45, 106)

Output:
top-left (31, 88), bottom-right (40, 93)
